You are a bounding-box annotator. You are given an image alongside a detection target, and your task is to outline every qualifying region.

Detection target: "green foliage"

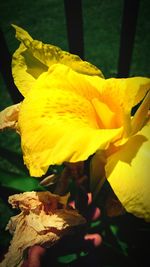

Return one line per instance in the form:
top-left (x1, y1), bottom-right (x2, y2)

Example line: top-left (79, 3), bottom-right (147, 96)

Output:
top-left (109, 225), bottom-right (128, 256)
top-left (58, 254), bottom-right (78, 264)
top-left (58, 251), bottom-right (88, 264)
top-left (0, 146), bottom-right (44, 192)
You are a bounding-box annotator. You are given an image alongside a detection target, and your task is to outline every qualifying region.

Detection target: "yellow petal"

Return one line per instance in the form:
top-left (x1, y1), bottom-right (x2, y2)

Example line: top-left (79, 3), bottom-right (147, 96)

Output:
top-left (85, 76), bottom-right (150, 133)
top-left (85, 76), bottom-right (150, 108)
top-left (92, 98), bottom-right (116, 128)
top-left (104, 77), bottom-right (150, 112)
top-left (12, 24), bottom-right (33, 43)
top-left (32, 64), bottom-right (123, 130)
top-left (131, 90), bottom-right (150, 135)
top-left (106, 122), bottom-right (150, 221)
top-left (18, 68), bottom-right (122, 176)
top-left (12, 24), bottom-right (103, 97)
top-left (12, 41), bottom-right (48, 97)
top-left (31, 63), bottom-right (102, 98)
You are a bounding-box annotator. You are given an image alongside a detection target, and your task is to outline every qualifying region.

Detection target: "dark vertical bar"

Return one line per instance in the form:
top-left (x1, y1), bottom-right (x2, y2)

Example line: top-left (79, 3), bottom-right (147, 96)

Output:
top-left (64, 0), bottom-right (84, 59)
top-left (0, 28), bottom-right (23, 104)
top-left (117, 0), bottom-right (140, 77)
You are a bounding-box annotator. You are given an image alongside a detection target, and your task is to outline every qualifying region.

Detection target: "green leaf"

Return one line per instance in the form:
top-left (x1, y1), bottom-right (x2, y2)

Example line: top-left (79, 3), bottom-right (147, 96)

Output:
top-left (58, 253), bottom-right (77, 264)
top-left (109, 224), bottom-right (128, 256)
top-left (90, 220), bottom-right (101, 228)
top-left (109, 224), bottom-right (118, 236)
top-left (0, 146), bottom-right (27, 175)
top-left (80, 251), bottom-right (88, 257)
top-left (0, 168), bottom-right (44, 192)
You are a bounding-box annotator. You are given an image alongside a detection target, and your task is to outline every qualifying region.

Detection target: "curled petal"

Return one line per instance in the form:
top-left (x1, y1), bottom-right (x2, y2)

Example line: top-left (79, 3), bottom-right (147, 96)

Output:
top-left (12, 24), bottom-right (103, 97)
top-left (85, 75), bottom-right (150, 134)
top-left (97, 77), bottom-right (150, 113)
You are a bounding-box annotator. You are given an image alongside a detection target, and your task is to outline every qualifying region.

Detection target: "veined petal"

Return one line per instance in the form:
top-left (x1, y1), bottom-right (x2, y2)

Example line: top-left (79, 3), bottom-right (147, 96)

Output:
top-left (106, 122), bottom-right (150, 221)
top-left (31, 64), bottom-right (124, 130)
top-left (18, 83), bottom-right (122, 177)
top-left (12, 43), bottom-right (48, 97)
top-left (98, 77), bottom-right (150, 112)
top-left (85, 76), bottom-right (150, 132)
top-left (12, 25), bottom-right (103, 97)
top-left (92, 98), bottom-right (116, 128)
top-left (31, 63), bottom-right (103, 100)
top-left (12, 23), bottom-right (33, 43)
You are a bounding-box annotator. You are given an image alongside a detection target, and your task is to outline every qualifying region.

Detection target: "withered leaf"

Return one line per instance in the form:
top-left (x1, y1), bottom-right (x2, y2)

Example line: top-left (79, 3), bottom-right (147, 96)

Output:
top-left (0, 103), bottom-right (20, 131)
top-left (0, 191), bottom-right (86, 267)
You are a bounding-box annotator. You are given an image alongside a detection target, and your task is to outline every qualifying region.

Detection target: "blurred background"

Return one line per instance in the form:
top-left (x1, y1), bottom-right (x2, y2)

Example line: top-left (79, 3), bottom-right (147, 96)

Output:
top-left (0, 0), bottom-right (150, 110)
top-left (0, 0), bottom-right (150, 266)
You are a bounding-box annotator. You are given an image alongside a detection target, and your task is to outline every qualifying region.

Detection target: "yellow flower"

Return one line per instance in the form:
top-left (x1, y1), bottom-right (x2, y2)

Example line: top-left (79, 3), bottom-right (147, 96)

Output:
top-left (1, 25), bottom-right (150, 221)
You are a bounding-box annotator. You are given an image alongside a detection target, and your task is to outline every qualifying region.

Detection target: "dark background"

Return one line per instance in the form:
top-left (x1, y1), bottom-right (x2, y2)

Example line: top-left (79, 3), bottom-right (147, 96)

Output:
top-left (0, 0), bottom-right (150, 110)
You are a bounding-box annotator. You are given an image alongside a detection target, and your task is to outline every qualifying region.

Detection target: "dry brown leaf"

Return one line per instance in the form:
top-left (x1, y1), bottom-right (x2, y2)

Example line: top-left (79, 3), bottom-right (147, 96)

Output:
top-left (0, 103), bottom-right (20, 130)
top-left (0, 191), bottom-right (86, 267)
